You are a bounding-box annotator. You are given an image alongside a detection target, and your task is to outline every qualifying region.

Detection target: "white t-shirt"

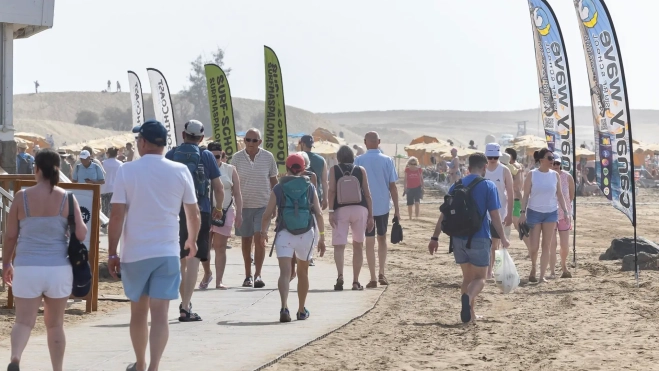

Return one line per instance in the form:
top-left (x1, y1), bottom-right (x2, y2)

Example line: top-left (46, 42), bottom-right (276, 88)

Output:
top-left (101, 158), bottom-right (123, 194)
top-left (485, 163), bottom-right (507, 219)
top-left (111, 154), bottom-right (197, 263)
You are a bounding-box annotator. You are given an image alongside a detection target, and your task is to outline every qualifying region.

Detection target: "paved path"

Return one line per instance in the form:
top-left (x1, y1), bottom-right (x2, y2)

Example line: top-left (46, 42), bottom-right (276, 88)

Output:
top-left (0, 239), bottom-right (384, 371)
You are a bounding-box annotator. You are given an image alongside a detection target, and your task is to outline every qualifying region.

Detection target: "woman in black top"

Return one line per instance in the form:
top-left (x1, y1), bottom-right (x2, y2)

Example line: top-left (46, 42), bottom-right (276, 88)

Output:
top-left (327, 145), bottom-right (375, 291)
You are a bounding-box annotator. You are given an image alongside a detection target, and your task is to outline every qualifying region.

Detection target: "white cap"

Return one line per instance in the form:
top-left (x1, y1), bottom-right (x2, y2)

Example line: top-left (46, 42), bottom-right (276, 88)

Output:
top-left (485, 143), bottom-right (502, 157)
top-left (79, 150), bottom-right (91, 159)
top-left (184, 120), bottom-right (205, 136)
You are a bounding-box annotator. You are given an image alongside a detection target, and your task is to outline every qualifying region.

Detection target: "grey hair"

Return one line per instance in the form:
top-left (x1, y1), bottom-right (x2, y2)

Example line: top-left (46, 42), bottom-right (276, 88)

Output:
top-left (299, 151), bottom-right (310, 167)
top-left (246, 128), bottom-right (262, 139)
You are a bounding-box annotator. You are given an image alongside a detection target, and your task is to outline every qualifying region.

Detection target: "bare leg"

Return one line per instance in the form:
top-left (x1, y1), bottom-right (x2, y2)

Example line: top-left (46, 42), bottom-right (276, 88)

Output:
top-left (550, 230), bottom-right (558, 277)
top-left (241, 236), bottom-right (253, 277)
top-left (334, 245), bottom-right (345, 277)
top-left (488, 238), bottom-right (500, 279)
top-left (10, 297), bottom-right (41, 365)
top-left (129, 296), bottom-right (150, 371)
top-left (277, 257), bottom-right (292, 309)
top-left (365, 236), bottom-right (377, 282)
top-left (290, 253), bottom-right (297, 282)
top-left (512, 216), bottom-right (532, 256)
top-left (559, 230), bottom-right (571, 273)
top-left (43, 296), bottom-right (68, 371)
top-left (407, 205), bottom-right (413, 220)
top-left (180, 257), bottom-right (200, 310)
top-left (200, 235), bottom-right (212, 284)
top-left (353, 242), bottom-right (364, 284)
top-left (376, 235), bottom-right (388, 277)
top-left (254, 232), bottom-right (266, 278)
top-left (529, 224), bottom-right (542, 281)
top-left (415, 202), bottom-right (420, 218)
top-left (213, 233), bottom-right (229, 287)
top-left (147, 298), bottom-right (170, 371)
top-left (296, 259), bottom-right (310, 313)
top-left (539, 222), bottom-right (557, 282)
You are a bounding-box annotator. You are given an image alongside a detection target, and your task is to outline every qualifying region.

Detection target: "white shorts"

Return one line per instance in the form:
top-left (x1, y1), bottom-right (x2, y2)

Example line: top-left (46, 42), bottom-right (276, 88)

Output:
top-left (12, 265), bottom-right (72, 299)
top-left (275, 229), bottom-right (316, 261)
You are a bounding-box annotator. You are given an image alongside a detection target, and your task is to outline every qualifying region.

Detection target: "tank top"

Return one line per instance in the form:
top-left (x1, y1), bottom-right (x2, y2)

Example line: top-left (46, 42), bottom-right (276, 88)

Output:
top-left (528, 169), bottom-right (559, 213)
top-left (557, 170), bottom-right (572, 220)
top-left (485, 163), bottom-right (507, 218)
top-left (14, 191), bottom-right (69, 267)
top-left (333, 163), bottom-right (368, 210)
top-left (405, 167), bottom-right (423, 189)
top-left (218, 162), bottom-right (234, 210)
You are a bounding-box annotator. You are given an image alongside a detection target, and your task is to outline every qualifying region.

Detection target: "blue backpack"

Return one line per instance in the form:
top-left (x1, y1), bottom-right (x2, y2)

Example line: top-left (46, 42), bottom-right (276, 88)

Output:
top-left (172, 143), bottom-right (208, 200)
top-left (275, 176), bottom-right (314, 235)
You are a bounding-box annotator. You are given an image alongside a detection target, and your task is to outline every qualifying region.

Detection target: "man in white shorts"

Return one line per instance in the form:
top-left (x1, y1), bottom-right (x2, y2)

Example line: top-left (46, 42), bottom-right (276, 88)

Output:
top-left (484, 143), bottom-right (513, 279)
top-left (260, 153), bottom-right (326, 322)
top-left (108, 119), bottom-right (200, 371)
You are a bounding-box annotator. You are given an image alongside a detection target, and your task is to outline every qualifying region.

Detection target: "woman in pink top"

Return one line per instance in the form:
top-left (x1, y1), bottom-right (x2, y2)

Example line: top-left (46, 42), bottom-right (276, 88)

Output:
top-left (403, 157), bottom-right (424, 219)
top-left (551, 159), bottom-right (575, 279)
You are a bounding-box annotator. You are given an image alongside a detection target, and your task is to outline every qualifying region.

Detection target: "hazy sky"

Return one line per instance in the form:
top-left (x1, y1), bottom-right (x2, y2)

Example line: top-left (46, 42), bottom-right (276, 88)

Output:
top-left (12, 0), bottom-right (656, 113)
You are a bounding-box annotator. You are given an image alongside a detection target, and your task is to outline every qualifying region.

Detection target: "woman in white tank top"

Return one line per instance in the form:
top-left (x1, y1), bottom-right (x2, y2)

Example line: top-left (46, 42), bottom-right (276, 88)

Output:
top-left (519, 149), bottom-right (570, 283)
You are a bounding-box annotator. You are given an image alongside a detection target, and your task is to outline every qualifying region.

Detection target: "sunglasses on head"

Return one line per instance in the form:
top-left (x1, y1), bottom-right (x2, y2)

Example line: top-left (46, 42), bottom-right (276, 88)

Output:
top-left (244, 138), bottom-right (259, 143)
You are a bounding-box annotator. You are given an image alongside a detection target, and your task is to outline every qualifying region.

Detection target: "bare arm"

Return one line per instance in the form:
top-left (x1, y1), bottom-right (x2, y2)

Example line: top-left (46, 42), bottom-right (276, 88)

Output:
top-left (489, 209), bottom-right (508, 246)
top-left (183, 202), bottom-right (201, 243)
top-left (211, 177), bottom-right (225, 210)
top-left (431, 213), bottom-right (444, 238)
top-left (2, 192), bottom-right (20, 267)
top-left (269, 176), bottom-right (278, 190)
top-left (403, 171), bottom-right (407, 189)
top-left (328, 167), bottom-right (337, 210)
top-left (312, 191), bottom-right (324, 235)
top-left (521, 172), bottom-right (532, 212)
top-left (556, 173), bottom-right (569, 214)
top-left (261, 192), bottom-right (277, 235)
top-left (321, 160), bottom-right (329, 206)
top-left (568, 173), bottom-right (576, 202)
top-left (232, 169), bottom-right (243, 214)
top-left (503, 166), bottom-right (514, 223)
top-left (71, 196), bottom-right (88, 241)
top-left (360, 167), bottom-right (374, 219)
top-left (108, 203), bottom-right (126, 257)
top-left (389, 182), bottom-right (400, 217)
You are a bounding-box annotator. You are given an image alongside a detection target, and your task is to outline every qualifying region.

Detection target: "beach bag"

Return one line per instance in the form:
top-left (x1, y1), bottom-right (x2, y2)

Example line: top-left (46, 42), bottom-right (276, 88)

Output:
top-left (172, 143), bottom-right (208, 200)
top-left (439, 177), bottom-right (485, 251)
top-left (390, 216), bottom-right (403, 244)
top-left (67, 192), bottom-right (92, 297)
top-left (336, 165), bottom-right (362, 205)
top-left (494, 248), bottom-right (520, 294)
top-left (276, 176), bottom-right (314, 235)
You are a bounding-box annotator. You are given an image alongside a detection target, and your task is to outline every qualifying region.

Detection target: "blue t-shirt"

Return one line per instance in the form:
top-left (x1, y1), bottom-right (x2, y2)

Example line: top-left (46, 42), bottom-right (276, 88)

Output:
top-left (166, 146), bottom-right (221, 213)
top-left (16, 153), bottom-right (34, 174)
top-left (73, 162), bottom-right (105, 184)
top-left (354, 149), bottom-right (398, 216)
top-left (448, 174), bottom-right (501, 239)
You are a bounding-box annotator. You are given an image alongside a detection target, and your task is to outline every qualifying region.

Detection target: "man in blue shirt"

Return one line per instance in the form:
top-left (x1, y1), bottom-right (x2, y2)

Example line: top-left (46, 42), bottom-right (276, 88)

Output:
top-left (72, 150), bottom-right (105, 186)
top-left (427, 153), bottom-right (510, 323)
top-left (165, 119), bottom-right (224, 322)
top-left (353, 131), bottom-right (400, 289)
top-left (15, 142), bottom-right (34, 174)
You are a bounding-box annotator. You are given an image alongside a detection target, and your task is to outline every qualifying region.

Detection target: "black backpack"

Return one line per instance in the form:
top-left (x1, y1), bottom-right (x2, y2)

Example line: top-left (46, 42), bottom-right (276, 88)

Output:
top-left (439, 177), bottom-right (486, 252)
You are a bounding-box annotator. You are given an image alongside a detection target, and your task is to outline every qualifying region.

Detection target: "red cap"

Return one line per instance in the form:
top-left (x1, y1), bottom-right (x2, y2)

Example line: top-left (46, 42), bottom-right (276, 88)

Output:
top-left (286, 153), bottom-right (306, 173)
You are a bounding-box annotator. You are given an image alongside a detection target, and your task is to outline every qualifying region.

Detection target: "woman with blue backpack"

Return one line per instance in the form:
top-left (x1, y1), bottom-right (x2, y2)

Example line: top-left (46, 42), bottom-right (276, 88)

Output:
top-left (260, 153), bottom-right (326, 323)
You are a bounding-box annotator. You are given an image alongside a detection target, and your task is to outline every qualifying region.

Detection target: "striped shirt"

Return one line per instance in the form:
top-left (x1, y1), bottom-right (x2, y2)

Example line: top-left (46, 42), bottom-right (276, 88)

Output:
top-left (230, 148), bottom-right (278, 208)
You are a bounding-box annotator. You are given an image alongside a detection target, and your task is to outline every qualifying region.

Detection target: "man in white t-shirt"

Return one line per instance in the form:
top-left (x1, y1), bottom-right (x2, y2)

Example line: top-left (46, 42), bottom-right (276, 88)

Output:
top-left (100, 147), bottom-right (123, 233)
top-left (107, 119), bottom-right (200, 371)
top-left (484, 143), bottom-right (514, 279)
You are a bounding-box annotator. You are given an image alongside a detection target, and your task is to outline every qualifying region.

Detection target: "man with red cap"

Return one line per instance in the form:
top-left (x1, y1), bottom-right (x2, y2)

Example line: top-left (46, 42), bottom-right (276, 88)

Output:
top-left (260, 153), bottom-right (326, 322)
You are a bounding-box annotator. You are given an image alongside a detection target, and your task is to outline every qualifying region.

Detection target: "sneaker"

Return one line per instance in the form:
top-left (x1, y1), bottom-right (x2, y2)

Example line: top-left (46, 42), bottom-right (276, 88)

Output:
top-left (280, 308), bottom-right (291, 323)
top-left (309, 258), bottom-right (315, 267)
top-left (242, 276), bottom-right (253, 287)
top-left (296, 308), bottom-right (310, 320)
top-left (7, 361), bottom-right (19, 371)
top-left (254, 276), bottom-right (265, 288)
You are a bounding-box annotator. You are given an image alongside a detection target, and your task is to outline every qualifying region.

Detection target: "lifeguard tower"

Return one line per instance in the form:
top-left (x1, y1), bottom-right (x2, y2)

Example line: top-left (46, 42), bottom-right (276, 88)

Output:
top-left (0, 0), bottom-right (55, 173)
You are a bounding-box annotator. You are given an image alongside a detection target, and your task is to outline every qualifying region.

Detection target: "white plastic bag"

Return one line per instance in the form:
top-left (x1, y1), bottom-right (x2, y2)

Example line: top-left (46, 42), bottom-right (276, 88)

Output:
top-left (494, 248), bottom-right (520, 294)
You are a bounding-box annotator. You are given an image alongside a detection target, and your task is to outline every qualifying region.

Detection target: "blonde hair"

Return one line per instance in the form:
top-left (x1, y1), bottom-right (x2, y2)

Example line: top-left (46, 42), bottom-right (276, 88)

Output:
top-left (406, 156), bottom-right (419, 167)
top-left (299, 151), bottom-right (310, 167)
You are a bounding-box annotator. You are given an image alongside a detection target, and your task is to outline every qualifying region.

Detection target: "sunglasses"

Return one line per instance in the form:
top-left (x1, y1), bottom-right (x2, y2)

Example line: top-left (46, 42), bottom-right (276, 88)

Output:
top-left (487, 157), bottom-right (499, 160)
top-left (244, 138), bottom-right (259, 143)
top-left (553, 161), bottom-right (561, 166)
top-left (214, 155), bottom-right (222, 159)
top-left (545, 156), bottom-right (554, 161)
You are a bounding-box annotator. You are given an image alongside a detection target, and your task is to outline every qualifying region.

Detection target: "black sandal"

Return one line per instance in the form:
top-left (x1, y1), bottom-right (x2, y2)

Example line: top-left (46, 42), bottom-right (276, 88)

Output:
top-left (179, 304), bottom-right (202, 322)
top-left (334, 275), bottom-right (344, 291)
top-left (352, 282), bottom-right (364, 291)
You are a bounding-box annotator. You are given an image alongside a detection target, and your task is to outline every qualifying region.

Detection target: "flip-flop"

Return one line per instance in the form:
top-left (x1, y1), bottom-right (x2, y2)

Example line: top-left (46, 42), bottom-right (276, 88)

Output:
top-left (199, 275), bottom-right (213, 290)
top-left (126, 363), bottom-right (138, 371)
top-left (460, 294), bottom-right (472, 323)
top-left (352, 282), bottom-right (364, 291)
top-left (366, 281), bottom-right (378, 289)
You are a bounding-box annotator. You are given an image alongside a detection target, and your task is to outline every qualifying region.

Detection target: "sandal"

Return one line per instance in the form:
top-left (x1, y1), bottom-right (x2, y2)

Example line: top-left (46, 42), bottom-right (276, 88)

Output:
top-left (7, 361), bottom-right (19, 371)
top-left (366, 281), bottom-right (378, 289)
top-left (352, 282), bottom-right (364, 291)
top-left (561, 271), bottom-right (572, 279)
top-left (378, 274), bottom-right (389, 286)
top-left (126, 363), bottom-right (141, 371)
top-left (179, 304), bottom-right (202, 322)
top-left (334, 275), bottom-right (344, 291)
top-left (242, 276), bottom-right (253, 287)
top-left (460, 294), bottom-right (472, 323)
top-left (199, 274), bottom-right (213, 290)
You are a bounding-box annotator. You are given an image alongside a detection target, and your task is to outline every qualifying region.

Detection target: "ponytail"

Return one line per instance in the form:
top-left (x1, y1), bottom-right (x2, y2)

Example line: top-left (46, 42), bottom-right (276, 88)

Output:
top-left (34, 149), bottom-right (61, 190)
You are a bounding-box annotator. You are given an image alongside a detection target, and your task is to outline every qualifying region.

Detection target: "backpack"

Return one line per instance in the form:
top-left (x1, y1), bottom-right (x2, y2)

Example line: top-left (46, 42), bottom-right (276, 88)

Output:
top-left (439, 177), bottom-right (486, 251)
top-left (16, 154), bottom-right (33, 174)
top-left (275, 176), bottom-right (315, 235)
top-left (336, 164), bottom-right (363, 205)
top-left (172, 143), bottom-right (208, 200)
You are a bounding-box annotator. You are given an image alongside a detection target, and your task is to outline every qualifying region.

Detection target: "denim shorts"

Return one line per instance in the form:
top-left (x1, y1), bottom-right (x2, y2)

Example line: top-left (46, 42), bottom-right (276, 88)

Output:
top-left (526, 208), bottom-right (558, 229)
top-left (453, 237), bottom-right (491, 267)
top-left (121, 256), bottom-right (181, 302)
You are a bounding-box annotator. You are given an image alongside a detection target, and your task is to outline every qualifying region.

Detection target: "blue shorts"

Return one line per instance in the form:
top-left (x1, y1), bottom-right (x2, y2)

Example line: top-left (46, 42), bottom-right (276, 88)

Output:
top-left (453, 237), bottom-right (491, 267)
top-left (526, 208), bottom-right (558, 229)
top-left (121, 257), bottom-right (181, 302)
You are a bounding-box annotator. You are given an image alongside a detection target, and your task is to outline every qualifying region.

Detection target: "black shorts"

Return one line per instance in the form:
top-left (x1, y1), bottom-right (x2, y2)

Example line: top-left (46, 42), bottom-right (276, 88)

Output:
top-left (490, 223), bottom-right (500, 240)
top-left (179, 209), bottom-right (211, 261)
top-left (406, 187), bottom-right (422, 206)
top-left (366, 213), bottom-right (389, 237)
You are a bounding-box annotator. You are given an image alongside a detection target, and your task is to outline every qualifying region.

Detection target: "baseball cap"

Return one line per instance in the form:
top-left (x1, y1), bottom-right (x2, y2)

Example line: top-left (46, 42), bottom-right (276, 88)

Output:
top-left (485, 143), bottom-right (502, 157)
top-left (132, 119), bottom-right (168, 146)
top-left (184, 120), bottom-right (205, 137)
top-left (300, 135), bottom-right (314, 148)
top-left (79, 150), bottom-right (91, 160)
top-left (286, 153), bottom-right (306, 173)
